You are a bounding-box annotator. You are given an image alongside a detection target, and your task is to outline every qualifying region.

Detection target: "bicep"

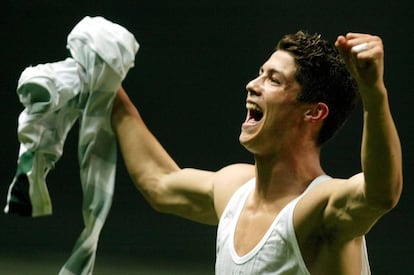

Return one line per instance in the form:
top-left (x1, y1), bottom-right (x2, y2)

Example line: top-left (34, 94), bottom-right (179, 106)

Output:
top-left (323, 173), bottom-right (387, 240)
top-left (157, 168), bottom-right (218, 225)
top-left (153, 163), bottom-right (255, 225)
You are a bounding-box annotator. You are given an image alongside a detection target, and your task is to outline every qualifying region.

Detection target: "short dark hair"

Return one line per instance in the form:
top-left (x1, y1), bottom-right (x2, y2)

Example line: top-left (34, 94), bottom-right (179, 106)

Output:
top-left (276, 31), bottom-right (359, 145)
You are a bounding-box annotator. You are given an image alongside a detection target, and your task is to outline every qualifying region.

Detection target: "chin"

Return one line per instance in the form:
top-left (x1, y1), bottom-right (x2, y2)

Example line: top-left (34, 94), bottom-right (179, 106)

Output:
top-left (239, 132), bottom-right (256, 153)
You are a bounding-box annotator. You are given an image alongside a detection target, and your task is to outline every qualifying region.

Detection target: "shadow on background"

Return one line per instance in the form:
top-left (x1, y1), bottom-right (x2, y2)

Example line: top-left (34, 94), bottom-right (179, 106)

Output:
top-left (0, 250), bottom-right (213, 274)
top-left (1, 0), bottom-right (413, 274)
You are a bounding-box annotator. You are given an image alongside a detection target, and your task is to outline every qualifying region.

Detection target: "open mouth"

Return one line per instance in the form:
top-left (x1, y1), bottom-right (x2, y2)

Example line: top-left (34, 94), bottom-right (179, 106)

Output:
top-left (246, 102), bottom-right (263, 122)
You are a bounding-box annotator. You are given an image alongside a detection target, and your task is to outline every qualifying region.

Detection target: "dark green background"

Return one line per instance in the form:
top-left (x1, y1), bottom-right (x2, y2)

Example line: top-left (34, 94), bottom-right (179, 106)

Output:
top-left (1, 0), bottom-right (413, 274)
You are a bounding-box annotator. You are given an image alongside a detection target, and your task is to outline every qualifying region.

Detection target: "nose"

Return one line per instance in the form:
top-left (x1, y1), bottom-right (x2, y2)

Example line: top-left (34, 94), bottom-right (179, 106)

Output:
top-left (246, 75), bottom-right (262, 96)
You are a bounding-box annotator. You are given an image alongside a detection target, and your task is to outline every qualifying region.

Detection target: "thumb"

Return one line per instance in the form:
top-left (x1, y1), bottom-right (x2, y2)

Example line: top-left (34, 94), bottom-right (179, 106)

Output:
top-left (335, 35), bottom-right (355, 74)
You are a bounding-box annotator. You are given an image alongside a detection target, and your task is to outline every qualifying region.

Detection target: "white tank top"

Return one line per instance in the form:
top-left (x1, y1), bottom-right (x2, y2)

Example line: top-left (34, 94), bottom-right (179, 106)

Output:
top-left (215, 175), bottom-right (371, 275)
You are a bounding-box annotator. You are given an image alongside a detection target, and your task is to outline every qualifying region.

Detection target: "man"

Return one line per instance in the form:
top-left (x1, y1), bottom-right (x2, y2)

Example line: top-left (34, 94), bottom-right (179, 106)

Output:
top-left (111, 31), bottom-right (402, 274)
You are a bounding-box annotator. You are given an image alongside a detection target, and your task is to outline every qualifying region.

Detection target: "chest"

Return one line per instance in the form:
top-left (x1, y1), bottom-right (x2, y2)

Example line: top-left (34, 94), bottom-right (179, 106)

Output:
top-left (234, 210), bottom-right (275, 256)
top-left (216, 187), bottom-right (310, 274)
top-left (233, 197), bottom-right (295, 256)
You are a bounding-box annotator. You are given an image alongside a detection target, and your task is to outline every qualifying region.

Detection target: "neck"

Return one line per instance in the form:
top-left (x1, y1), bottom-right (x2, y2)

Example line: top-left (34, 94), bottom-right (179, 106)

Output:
top-left (253, 143), bottom-right (325, 200)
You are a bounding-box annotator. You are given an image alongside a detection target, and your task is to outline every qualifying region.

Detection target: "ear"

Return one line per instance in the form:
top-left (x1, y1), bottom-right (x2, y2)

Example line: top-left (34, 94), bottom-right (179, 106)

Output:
top-left (304, 102), bottom-right (329, 122)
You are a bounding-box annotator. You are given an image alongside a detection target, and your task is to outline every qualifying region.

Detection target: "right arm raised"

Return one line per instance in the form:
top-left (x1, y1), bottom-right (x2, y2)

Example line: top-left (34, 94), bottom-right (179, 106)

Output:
top-left (111, 87), bottom-right (254, 225)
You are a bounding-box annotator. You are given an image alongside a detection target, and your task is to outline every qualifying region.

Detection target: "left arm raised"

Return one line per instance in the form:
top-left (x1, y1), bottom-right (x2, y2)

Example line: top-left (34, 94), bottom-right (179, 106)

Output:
top-left (338, 33), bottom-right (402, 209)
top-left (324, 33), bottom-right (403, 239)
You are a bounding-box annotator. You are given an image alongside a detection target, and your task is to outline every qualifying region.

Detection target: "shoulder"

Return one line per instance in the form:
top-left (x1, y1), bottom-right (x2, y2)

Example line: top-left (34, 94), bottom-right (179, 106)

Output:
top-left (294, 176), bottom-right (344, 242)
top-left (213, 163), bottom-right (255, 219)
top-left (294, 173), bottom-right (366, 242)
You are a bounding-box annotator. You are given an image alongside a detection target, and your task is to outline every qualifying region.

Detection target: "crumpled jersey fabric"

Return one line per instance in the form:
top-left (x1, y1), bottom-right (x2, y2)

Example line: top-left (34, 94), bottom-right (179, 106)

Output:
top-left (4, 16), bottom-right (139, 275)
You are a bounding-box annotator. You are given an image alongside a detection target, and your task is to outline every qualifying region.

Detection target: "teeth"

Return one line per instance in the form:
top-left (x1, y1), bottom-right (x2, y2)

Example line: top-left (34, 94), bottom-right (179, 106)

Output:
top-left (246, 102), bottom-right (262, 112)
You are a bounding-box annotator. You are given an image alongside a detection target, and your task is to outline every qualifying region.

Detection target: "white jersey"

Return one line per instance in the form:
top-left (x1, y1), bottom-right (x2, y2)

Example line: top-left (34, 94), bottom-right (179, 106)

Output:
top-left (215, 175), bottom-right (371, 275)
top-left (5, 16), bottom-right (138, 275)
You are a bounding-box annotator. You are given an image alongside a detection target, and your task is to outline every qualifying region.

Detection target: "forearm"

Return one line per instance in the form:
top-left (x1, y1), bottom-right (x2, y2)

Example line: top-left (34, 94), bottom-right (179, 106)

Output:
top-left (111, 87), bottom-right (180, 193)
top-left (361, 87), bottom-right (402, 209)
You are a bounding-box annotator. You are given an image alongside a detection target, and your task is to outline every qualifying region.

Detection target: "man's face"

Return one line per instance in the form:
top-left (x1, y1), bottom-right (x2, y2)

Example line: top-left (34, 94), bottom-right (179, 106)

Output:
top-left (239, 50), bottom-right (307, 155)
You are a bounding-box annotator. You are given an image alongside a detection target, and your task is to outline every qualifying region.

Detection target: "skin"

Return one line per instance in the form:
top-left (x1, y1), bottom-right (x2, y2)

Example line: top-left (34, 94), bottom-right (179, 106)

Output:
top-left (111, 33), bottom-right (402, 274)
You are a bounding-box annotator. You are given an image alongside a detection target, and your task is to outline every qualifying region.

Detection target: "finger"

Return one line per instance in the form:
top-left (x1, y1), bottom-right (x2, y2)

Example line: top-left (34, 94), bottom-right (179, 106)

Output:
top-left (350, 43), bottom-right (370, 68)
top-left (351, 43), bottom-right (369, 53)
top-left (335, 35), bottom-right (346, 47)
top-left (336, 34), bottom-right (369, 54)
top-left (351, 40), bottom-right (381, 58)
top-left (352, 40), bottom-right (383, 70)
top-left (345, 33), bottom-right (372, 41)
top-left (347, 34), bottom-right (381, 48)
top-left (335, 35), bottom-right (349, 57)
top-left (351, 43), bottom-right (372, 68)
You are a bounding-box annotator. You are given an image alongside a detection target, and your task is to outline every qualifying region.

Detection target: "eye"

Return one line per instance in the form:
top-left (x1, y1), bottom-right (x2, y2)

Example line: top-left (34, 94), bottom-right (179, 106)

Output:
top-left (270, 75), bottom-right (281, 85)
